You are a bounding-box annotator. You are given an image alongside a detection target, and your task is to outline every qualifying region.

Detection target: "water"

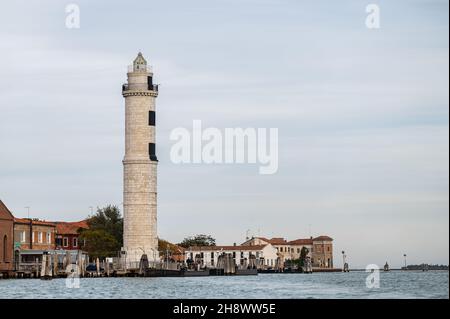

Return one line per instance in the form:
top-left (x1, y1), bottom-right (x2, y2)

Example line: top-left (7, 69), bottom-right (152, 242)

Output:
top-left (0, 271), bottom-right (448, 299)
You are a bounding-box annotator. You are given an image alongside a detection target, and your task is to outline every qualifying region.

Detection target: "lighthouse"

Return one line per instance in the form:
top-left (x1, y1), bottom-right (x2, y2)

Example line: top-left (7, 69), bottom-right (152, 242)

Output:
top-left (122, 52), bottom-right (159, 266)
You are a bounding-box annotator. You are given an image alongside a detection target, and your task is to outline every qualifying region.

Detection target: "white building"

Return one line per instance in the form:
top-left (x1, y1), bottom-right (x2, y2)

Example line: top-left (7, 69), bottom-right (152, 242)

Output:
top-left (185, 244), bottom-right (279, 269)
top-left (241, 236), bottom-right (334, 268)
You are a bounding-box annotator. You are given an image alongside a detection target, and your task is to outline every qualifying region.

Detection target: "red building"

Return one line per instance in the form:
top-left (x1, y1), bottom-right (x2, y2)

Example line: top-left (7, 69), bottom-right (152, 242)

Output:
top-left (0, 200), bottom-right (14, 276)
top-left (55, 221), bottom-right (89, 250)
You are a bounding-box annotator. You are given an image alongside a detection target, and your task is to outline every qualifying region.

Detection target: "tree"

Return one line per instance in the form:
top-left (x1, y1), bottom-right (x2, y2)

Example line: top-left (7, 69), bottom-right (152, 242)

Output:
top-left (299, 247), bottom-right (309, 268)
top-left (178, 234), bottom-right (216, 248)
top-left (159, 239), bottom-right (179, 253)
top-left (86, 205), bottom-right (123, 247)
top-left (79, 205), bottom-right (123, 259)
top-left (79, 230), bottom-right (119, 260)
top-left (158, 239), bottom-right (184, 260)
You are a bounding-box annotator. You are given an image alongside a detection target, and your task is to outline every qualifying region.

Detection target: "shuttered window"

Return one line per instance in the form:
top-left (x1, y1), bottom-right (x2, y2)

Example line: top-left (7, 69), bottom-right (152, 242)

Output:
top-left (149, 111), bottom-right (155, 126)
top-left (149, 143), bottom-right (158, 161)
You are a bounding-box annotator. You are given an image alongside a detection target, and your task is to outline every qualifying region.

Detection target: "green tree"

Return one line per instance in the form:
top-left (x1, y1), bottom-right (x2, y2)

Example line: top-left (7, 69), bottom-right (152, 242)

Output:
top-left (79, 230), bottom-right (119, 260)
top-left (178, 234), bottom-right (216, 248)
top-left (79, 205), bottom-right (123, 259)
top-left (86, 205), bottom-right (123, 246)
top-left (299, 246), bottom-right (309, 268)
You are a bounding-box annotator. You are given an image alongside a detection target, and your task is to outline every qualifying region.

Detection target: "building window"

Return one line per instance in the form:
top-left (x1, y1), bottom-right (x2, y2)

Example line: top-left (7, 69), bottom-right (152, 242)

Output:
top-left (56, 236), bottom-right (62, 247)
top-left (297, 248), bottom-right (300, 253)
top-left (46, 232), bottom-right (51, 244)
top-left (32, 231), bottom-right (35, 243)
top-left (38, 232), bottom-right (43, 243)
top-left (63, 237), bottom-right (69, 247)
top-left (280, 247), bottom-right (283, 252)
top-left (73, 238), bottom-right (78, 248)
top-left (149, 111), bottom-right (155, 126)
top-left (20, 231), bottom-right (26, 243)
top-left (147, 76), bottom-right (153, 90)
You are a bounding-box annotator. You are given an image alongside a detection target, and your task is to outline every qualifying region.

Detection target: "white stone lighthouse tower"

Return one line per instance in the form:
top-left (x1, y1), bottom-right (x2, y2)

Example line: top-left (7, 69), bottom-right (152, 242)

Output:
top-left (122, 52), bottom-right (159, 266)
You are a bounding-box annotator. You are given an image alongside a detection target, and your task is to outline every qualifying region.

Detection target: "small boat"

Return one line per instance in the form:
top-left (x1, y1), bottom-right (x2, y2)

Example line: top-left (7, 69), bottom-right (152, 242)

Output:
top-left (384, 262), bottom-right (390, 272)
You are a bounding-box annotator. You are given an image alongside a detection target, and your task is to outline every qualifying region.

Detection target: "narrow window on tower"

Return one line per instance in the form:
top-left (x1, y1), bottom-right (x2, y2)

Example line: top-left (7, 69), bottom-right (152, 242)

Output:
top-left (149, 111), bottom-right (155, 126)
top-left (147, 76), bottom-right (153, 90)
top-left (149, 143), bottom-right (157, 161)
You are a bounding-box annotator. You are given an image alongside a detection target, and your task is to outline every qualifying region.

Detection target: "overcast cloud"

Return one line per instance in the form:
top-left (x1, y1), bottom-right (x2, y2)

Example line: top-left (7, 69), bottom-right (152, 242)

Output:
top-left (0, 0), bottom-right (448, 268)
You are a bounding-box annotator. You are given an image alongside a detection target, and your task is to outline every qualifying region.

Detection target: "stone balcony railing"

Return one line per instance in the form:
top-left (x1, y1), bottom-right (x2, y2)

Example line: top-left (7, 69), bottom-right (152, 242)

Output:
top-left (122, 83), bottom-right (159, 96)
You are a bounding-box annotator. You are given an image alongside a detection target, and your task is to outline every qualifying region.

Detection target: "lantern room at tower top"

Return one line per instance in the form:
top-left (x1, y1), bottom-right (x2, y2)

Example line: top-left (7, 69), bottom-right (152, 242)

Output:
top-left (122, 52), bottom-right (158, 93)
top-left (132, 52), bottom-right (150, 72)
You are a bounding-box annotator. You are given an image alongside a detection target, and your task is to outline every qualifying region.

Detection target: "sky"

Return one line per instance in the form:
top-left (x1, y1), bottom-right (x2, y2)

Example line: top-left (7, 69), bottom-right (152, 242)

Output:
top-left (0, 0), bottom-right (448, 268)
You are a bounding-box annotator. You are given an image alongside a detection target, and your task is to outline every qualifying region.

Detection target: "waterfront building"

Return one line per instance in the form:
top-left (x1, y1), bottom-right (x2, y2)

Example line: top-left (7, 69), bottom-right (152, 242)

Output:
top-left (13, 218), bottom-right (56, 251)
top-left (185, 244), bottom-right (279, 269)
top-left (241, 235), bottom-right (334, 268)
top-left (12, 218), bottom-right (56, 271)
top-left (311, 235), bottom-right (333, 268)
top-left (170, 245), bottom-right (186, 263)
top-left (0, 200), bottom-right (14, 275)
top-left (288, 238), bottom-right (313, 260)
top-left (54, 220), bottom-right (89, 250)
top-left (122, 53), bottom-right (159, 266)
top-left (241, 237), bottom-right (294, 266)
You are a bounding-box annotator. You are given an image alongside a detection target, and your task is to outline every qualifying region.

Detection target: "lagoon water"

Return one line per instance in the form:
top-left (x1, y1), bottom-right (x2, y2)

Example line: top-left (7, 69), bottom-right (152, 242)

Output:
top-left (1, 271), bottom-right (448, 299)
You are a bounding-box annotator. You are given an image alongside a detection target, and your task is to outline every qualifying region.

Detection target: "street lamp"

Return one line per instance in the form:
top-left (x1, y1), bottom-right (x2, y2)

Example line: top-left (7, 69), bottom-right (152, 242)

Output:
top-left (25, 206), bottom-right (30, 219)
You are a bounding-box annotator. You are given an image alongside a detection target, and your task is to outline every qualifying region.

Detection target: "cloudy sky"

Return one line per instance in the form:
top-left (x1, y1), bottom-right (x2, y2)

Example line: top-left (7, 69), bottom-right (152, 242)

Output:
top-left (0, 0), bottom-right (448, 268)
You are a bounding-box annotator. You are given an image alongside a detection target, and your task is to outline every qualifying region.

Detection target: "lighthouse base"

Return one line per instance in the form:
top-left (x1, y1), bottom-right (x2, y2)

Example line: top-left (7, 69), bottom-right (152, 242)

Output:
top-left (121, 247), bottom-right (160, 270)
